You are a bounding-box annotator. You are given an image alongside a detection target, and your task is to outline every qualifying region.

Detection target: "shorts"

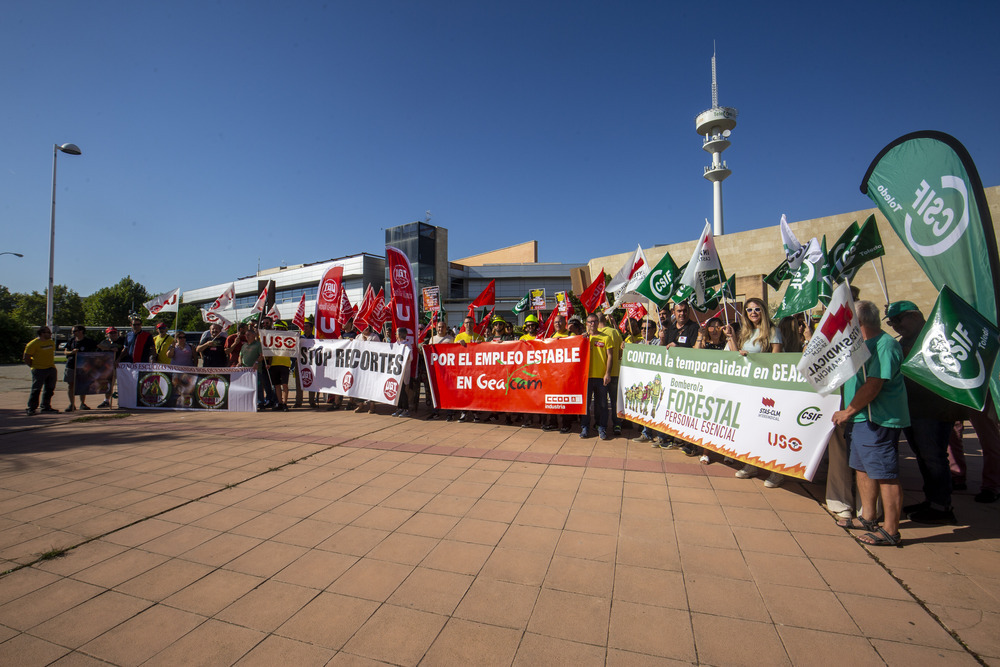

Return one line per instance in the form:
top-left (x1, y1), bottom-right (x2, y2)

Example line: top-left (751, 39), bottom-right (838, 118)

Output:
top-left (847, 421), bottom-right (901, 480)
top-left (63, 366), bottom-right (76, 384)
top-left (269, 365), bottom-right (290, 386)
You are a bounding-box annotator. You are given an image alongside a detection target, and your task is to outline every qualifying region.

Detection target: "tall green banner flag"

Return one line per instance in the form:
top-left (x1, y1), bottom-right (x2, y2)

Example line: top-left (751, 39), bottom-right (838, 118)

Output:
top-left (861, 131), bottom-right (1000, 414)
top-left (635, 252), bottom-right (682, 309)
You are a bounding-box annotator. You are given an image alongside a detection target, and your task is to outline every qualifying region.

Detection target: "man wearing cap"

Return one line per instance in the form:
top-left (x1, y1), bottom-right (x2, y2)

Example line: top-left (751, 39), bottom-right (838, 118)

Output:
top-left (885, 301), bottom-right (961, 524)
top-left (833, 300), bottom-right (909, 546)
top-left (96, 327), bottom-right (124, 408)
top-left (123, 316), bottom-right (155, 364)
top-left (23, 325), bottom-right (58, 415)
top-left (152, 323), bottom-right (175, 364)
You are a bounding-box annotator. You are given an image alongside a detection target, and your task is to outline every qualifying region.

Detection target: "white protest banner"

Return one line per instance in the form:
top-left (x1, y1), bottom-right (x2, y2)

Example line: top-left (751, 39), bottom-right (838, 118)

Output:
top-left (201, 308), bottom-right (234, 329)
top-left (619, 346), bottom-right (840, 481)
top-left (118, 363), bottom-right (257, 412)
top-left (797, 282), bottom-right (869, 396)
top-left (297, 337), bottom-right (412, 405)
top-left (259, 330), bottom-right (300, 358)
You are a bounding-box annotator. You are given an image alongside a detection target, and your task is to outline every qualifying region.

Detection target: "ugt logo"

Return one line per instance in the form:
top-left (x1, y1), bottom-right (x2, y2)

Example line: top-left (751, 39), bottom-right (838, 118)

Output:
top-left (321, 279), bottom-right (339, 300)
top-left (392, 266), bottom-right (410, 288)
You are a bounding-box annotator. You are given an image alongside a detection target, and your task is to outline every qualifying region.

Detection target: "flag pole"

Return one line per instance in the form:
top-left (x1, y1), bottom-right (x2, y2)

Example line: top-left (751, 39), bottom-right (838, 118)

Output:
top-left (871, 258), bottom-right (890, 306)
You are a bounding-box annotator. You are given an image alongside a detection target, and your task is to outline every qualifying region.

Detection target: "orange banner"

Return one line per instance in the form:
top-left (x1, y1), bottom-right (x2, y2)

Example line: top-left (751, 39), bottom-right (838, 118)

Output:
top-left (423, 338), bottom-right (589, 414)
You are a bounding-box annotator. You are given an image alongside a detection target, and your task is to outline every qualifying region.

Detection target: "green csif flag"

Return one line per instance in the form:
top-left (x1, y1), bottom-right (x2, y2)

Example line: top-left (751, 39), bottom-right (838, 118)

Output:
top-left (774, 239), bottom-right (832, 319)
top-left (764, 259), bottom-right (791, 291)
top-left (511, 292), bottom-right (531, 316)
top-left (902, 286), bottom-right (999, 411)
top-left (862, 131), bottom-right (1000, 415)
top-left (829, 215), bottom-right (886, 284)
top-left (636, 252), bottom-right (682, 309)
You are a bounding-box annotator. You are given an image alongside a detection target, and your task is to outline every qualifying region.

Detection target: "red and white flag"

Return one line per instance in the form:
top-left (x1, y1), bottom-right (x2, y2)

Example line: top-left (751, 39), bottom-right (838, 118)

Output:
top-left (144, 288), bottom-right (181, 318)
top-left (387, 246), bottom-right (419, 375)
top-left (292, 294), bottom-right (307, 331)
top-left (607, 245), bottom-right (649, 311)
top-left (207, 283), bottom-right (236, 313)
top-left (266, 303), bottom-right (281, 322)
top-left (796, 282), bottom-right (870, 396)
top-left (368, 288), bottom-right (390, 333)
top-left (250, 286), bottom-right (269, 316)
top-left (336, 288), bottom-right (355, 326)
top-left (315, 264), bottom-right (344, 339)
top-left (200, 308), bottom-right (233, 329)
top-left (354, 285), bottom-right (375, 331)
top-left (541, 308), bottom-right (559, 338)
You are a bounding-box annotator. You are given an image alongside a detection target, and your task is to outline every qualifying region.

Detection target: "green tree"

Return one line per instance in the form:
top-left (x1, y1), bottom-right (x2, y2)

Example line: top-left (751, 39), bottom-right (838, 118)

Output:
top-left (9, 285), bottom-right (83, 329)
top-left (175, 303), bottom-right (207, 332)
top-left (0, 285), bottom-right (16, 313)
top-left (0, 311), bottom-right (32, 363)
top-left (84, 276), bottom-right (150, 326)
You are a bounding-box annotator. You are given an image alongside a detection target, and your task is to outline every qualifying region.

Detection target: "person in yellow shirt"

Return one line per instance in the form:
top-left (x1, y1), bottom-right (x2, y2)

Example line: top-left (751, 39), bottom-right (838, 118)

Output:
top-left (519, 314), bottom-right (540, 341)
top-left (152, 323), bottom-right (175, 364)
top-left (454, 315), bottom-right (484, 345)
top-left (24, 326), bottom-right (57, 415)
top-left (598, 312), bottom-right (625, 436)
top-left (583, 314), bottom-right (613, 440)
top-left (266, 322), bottom-right (293, 411)
top-left (549, 313), bottom-right (570, 339)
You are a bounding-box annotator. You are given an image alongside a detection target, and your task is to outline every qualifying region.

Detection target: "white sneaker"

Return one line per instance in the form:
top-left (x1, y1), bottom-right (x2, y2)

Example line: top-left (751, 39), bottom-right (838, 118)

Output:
top-left (735, 465), bottom-right (757, 479)
top-left (764, 472), bottom-right (785, 488)
top-left (699, 455), bottom-right (710, 464)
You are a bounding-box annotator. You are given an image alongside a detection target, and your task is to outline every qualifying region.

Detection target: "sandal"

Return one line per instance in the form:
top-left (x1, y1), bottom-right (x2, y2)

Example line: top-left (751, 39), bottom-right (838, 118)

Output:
top-left (836, 516), bottom-right (878, 531)
top-left (856, 527), bottom-right (902, 547)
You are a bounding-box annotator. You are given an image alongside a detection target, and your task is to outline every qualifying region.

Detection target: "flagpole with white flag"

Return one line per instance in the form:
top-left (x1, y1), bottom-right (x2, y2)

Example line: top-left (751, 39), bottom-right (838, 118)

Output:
top-left (796, 282), bottom-right (870, 396)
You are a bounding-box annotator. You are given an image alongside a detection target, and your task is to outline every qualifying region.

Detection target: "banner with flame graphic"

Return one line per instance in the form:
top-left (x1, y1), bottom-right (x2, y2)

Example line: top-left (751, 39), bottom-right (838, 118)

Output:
top-left (619, 345), bottom-right (841, 481)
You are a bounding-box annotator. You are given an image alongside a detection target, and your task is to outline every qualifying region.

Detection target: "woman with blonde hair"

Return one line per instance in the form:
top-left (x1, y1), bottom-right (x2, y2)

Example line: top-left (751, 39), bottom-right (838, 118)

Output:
top-left (724, 298), bottom-right (785, 486)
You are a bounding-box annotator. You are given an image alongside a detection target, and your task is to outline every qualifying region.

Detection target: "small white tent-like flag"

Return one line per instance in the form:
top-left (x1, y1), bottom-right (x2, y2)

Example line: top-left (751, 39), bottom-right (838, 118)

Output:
top-left (606, 244), bottom-right (649, 311)
top-left (144, 288), bottom-right (181, 318)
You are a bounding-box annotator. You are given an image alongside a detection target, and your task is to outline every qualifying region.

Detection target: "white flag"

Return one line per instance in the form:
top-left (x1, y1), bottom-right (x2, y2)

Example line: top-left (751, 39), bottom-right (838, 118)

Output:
top-left (266, 303), bottom-right (281, 321)
top-left (250, 287), bottom-right (269, 315)
top-left (676, 221), bottom-right (723, 306)
top-left (606, 244), bottom-right (649, 311)
top-left (207, 283), bottom-right (236, 313)
top-left (780, 214), bottom-right (823, 272)
top-left (796, 282), bottom-right (871, 396)
top-left (200, 308), bottom-right (233, 329)
top-left (144, 288), bottom-right (181, 318)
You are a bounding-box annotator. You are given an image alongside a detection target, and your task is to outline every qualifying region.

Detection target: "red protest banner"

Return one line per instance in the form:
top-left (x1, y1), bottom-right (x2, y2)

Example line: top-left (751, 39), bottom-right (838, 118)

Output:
top-left (422, 337), bottom-right (589, 415)
top-left (315, 265), bottom-right (344, 339)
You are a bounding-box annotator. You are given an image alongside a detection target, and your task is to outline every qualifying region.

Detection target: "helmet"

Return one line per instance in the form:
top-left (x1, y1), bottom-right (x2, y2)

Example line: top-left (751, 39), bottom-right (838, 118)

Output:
top-left (491, 316), bottom-right (506, 325)
top-left (524, 314), bottom-right (539, 324)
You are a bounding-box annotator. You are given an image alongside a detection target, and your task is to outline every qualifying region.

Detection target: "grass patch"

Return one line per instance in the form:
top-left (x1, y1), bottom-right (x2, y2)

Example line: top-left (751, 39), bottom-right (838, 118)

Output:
top-left (37, 547), bottom-right (69, 561)
top-left (71, 413), bottom-right (132, 423)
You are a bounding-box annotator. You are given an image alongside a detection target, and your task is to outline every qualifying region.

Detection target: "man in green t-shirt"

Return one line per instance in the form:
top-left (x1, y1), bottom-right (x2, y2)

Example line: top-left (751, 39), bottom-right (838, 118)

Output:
top-left (23, 326), bottom-right (57, 415)
top-left (833, 300), bottom-right (910, 547)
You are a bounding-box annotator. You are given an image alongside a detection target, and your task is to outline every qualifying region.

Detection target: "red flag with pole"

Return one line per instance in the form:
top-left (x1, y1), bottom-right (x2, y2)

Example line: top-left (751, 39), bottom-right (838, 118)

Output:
top-left (292, 294), bottom-right (307, 331)
top-left (467, 280), bottom-right (495, 317)
top-left (579, 269), bottom-right (607, 314)
top-left (541, 308), bottom-right (559, 338)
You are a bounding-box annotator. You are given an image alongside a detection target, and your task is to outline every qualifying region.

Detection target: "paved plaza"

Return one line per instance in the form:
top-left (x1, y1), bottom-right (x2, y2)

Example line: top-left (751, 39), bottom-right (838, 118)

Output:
top-left (0, 364), bottom-right (997, 666)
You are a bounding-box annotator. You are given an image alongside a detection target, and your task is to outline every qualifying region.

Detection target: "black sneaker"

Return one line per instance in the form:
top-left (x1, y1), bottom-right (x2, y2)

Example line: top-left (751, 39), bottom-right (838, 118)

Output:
top-left (903, 500), bottom-right (930, 514)
top-left (25, 408), bottom-right (36, 416)
top-left (907, 507), bottom-right (958, 525)
top-left (97, 400), bottom-right (111, 409)
top-left (974, 489), bottom-right (1000, 504)
top-left (40, 407), bottom-right (58, 413)
top-left (559, 426), bottom-right (570, 434)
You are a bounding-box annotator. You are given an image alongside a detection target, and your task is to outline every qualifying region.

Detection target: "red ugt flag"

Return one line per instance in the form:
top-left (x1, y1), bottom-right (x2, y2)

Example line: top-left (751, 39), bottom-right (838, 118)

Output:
top-left (315, 265), bottom-right (344, 339)
top-left (468, 280), bottom-right (495, 317)
top-left (292, 294), bottom-right (307, 331)
top-left (579, 269), bottom-right (607, 314)
top-left (387, 246), bottom-right (419, 375)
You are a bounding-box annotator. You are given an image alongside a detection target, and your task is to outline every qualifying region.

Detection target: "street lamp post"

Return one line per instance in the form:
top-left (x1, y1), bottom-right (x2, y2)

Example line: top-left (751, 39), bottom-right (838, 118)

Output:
top-left (48, 143), bottom-right (82, 330)
top-left (0, 252), bottom-right (24, 258)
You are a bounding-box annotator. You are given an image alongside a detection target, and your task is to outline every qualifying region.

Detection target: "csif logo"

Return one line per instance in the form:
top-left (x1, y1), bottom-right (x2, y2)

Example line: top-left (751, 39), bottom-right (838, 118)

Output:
top-left (920, 322), bottom-right (985, 389)
top-left (647, 269), bottom-right (674, 300)
top-left (768, 433), bottom-right (802, 452)
top-left (903, 177), bottom-right (970, 257)
top-left (797, 406), bottom-right (822, 427)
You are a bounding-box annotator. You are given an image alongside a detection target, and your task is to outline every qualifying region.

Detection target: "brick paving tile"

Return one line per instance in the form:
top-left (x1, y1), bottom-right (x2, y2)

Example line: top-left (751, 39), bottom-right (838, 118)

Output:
top-left (675, 518), bottom-right (738, 549)
top-left (0, 633), bottom-right (69, 667)
top-left (162, 569), bottom-right (264, 616)
top-left (554, 530), bottom-right (617, 562)
top-left (363, 532), bottom-right (437, 566)
top-left (926, 604), bottom-right (1000, 660)
top-left (869, 638), bottom-right (981, 666)
top-left (272, 549), bottom-right (358, 589)
top-left (466, 498), bottom-right (521, 523)
top-left (836, 593), bottom-right (959, 649)
top-left (421, 539), bottom-right (493, 576)
top-left (327, 557), bottom-right (413, 602)
top-left (670, 500), bottom-right (728, 525)
top-left (232, 634), bottom-right (334, 666)
top-left (341, 604), bottom-right (447, 666)
top-left (29, 591), bottom-right (150, 648)
top-left (543, 555), bottom-right (614, 597)
top-left (810, 557), bottom-right (910, 600)
top-left (395, 511), bottom-right (460, 539)
top-left (0, 578), bottom-right (103, 631)
top-left (894, 568), bottom-right (1000, 613)
top-left (216, 580), bottom-right (317, 632)
top-left (758, 583), bottom-right (860, 634)
top-left (513, 632), bottom-right (606, 666)
top-left (691, 613), bottom-right (791, 666)
top-left (608, 600), bottom-right (695, 662)
top-left (387, 566), bottom-right (474, 615)
top-left (527, 588), bottom-right (611, 646)
top-left (113, 558), bottom-right (214, 601)
top-left (613, 564), bottom-right (687, 609)
top-left (422, 617), bottom-right (520, 666)
top-left (684, 573), bottom-right (771, 622)
top-left (78, 604), bottom-right (205, 666)
top-left (731, 525), bottom-right (805, 556)
top-left (445, 516), bottom-right (508, 546)
top-left (0, 566), bottom-right (61, 605)
top-left (316, 525), bottom-right (389, 556)
top-left (742, 550), bottom-right (827, 589)
top-left (479, 546), bottom-right (551, 587)
top-left (178, 533), bottom-right (263, 568)
top-left (142, 619), bottom-right (265, 667)
top-left (776, 626), bottom-right (884, 667)
top-left (274, 591), bottom-right (377, 649)
top-left (453, 577), bottom-right (539, 628)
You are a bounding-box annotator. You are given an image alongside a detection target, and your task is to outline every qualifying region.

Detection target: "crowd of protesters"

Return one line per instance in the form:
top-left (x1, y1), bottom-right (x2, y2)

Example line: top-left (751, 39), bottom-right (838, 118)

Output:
top-left (21, 295), bottom-right (1000, 547)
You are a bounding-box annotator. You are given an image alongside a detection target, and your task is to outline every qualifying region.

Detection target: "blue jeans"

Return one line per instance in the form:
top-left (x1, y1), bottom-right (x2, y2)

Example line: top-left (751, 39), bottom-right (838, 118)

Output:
top-left (904, 418), bottom-right (953, 509)
top-left (585, 378), bottom-right (608, 432)
top-left (607, 377), bottom-right (621, 428)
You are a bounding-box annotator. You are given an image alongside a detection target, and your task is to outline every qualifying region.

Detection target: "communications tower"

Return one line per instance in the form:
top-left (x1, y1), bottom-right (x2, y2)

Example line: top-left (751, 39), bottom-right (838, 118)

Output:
top-left (695, 49), bottom-right (738, 236)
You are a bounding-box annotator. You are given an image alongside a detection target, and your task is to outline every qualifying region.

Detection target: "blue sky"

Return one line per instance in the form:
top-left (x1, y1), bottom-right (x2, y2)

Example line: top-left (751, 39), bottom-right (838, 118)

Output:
top-left (3, 0), bottom-right (998, 297)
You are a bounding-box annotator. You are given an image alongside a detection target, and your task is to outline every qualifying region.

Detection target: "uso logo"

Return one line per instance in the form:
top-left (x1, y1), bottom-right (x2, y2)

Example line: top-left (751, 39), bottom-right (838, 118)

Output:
top-left (342, 371), bottom-right (354, 392)
top-left (767, 433), bottom-right (802, 452)
top-left (383, 377), bottom-right (399, 401)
